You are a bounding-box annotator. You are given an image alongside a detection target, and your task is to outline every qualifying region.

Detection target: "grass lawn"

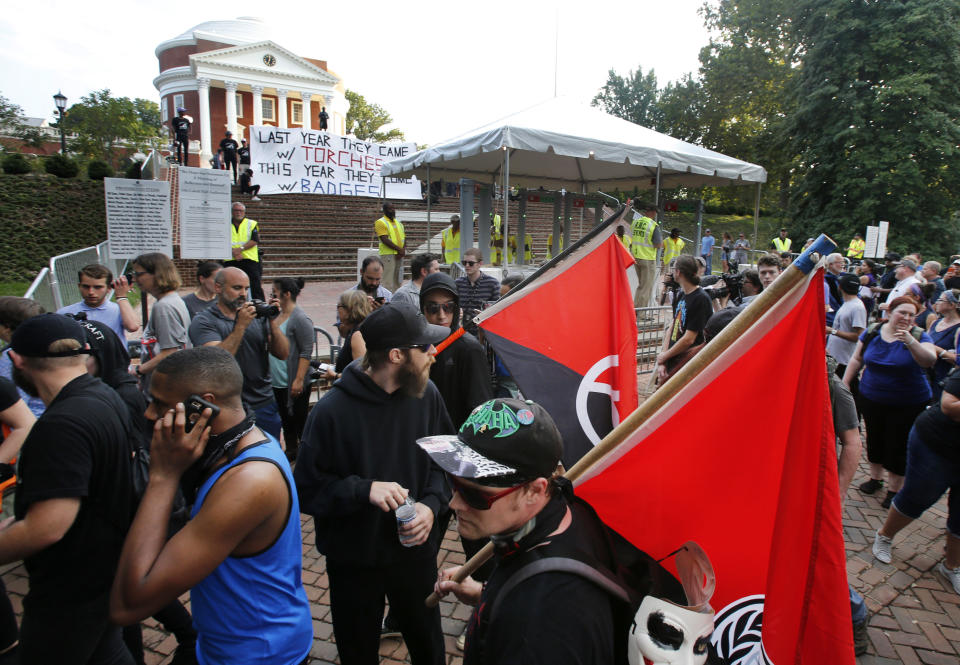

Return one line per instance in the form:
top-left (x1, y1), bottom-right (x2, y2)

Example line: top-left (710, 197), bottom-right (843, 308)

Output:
top-left (0, 282), bottom-right (30, 297)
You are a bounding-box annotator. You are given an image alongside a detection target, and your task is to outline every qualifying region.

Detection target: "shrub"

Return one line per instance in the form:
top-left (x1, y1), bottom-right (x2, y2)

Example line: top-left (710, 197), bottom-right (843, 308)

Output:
top-left (125, 161), bottom-right (142, 179)
top-left (2, 153), bottom-right (31, 175)
top-left (44, 154), bottom-right (80, 178)
top-left (87, 159), bottom-right (113, 180)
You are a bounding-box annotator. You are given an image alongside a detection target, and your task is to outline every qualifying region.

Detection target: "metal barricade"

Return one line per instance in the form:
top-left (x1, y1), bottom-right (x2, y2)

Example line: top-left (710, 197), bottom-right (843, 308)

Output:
top-left (23, 268), bottom-right (56, 313)
top-left (635, 306), bottom-right (672, 373)
top-left (46, 241), bottom-right (129, 310)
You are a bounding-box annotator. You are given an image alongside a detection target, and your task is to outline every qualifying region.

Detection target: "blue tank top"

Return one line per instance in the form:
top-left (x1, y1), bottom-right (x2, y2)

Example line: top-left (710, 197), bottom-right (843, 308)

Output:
top-left (190, 436), bottom-right (313, 665)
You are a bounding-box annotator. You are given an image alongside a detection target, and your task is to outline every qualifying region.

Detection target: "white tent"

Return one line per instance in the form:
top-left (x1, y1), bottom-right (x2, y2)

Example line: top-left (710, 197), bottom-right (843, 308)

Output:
top-left (381, 97), bottom-right (767, 191)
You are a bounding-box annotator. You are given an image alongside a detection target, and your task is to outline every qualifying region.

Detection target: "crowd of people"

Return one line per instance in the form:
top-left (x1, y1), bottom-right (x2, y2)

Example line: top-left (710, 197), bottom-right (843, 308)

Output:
top-left (0, 193), bottom-right (958, 664)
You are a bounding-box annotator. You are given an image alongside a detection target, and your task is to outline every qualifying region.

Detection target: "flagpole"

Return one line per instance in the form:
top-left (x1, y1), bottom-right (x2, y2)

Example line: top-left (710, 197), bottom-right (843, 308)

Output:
top-left (425, 233), bottom-right (838, 608)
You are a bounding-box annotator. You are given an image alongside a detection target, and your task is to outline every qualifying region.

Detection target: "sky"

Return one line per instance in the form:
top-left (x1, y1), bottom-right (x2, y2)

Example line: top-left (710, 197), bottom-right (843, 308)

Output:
top-left (0, 0), bottom-right (714, 146)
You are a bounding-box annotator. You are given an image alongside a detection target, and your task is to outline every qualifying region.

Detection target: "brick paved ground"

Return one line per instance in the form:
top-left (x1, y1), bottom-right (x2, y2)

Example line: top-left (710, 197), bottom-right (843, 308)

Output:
top-left (13, 280), bottom-right (958, 663)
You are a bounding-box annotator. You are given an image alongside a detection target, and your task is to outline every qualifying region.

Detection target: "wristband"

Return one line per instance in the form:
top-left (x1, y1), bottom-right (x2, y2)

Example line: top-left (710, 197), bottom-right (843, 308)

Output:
top-left (116, 296), bottom-right (128, 300)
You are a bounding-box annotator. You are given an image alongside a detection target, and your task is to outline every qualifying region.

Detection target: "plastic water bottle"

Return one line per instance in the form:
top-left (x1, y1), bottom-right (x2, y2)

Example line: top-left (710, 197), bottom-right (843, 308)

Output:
top-left (396, 496), bottom-right (417, 547)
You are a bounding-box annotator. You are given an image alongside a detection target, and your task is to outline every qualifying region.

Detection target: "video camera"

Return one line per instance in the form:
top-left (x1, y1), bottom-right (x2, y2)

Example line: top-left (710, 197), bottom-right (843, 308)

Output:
top-left (702, 271), bottom-right (746, 305)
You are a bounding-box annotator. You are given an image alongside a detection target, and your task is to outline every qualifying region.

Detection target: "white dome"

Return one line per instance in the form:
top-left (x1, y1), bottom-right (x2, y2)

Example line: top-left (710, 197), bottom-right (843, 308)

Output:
top-left (157, 17), bottom-right (274, 55)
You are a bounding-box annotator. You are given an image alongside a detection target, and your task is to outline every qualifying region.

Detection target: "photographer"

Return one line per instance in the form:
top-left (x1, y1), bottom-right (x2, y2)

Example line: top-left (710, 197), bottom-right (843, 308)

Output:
top-left (188, 267), bottom-right (288, 440)
top-left (656, 255), bottom-right (712, 384)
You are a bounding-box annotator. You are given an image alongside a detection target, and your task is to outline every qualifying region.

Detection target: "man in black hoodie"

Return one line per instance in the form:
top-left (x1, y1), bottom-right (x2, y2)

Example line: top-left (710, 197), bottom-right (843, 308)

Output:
top-left (295, 303), bottom-right (453, 665)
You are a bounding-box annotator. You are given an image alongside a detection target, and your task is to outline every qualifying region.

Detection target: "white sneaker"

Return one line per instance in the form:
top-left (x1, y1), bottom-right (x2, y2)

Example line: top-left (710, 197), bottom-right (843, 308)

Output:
top-left (872, 531), bottom-right (892, 564)
top-left (251, 196), bottom-right (262, 202)
top-left (938, 561), bottom-right (960, 595)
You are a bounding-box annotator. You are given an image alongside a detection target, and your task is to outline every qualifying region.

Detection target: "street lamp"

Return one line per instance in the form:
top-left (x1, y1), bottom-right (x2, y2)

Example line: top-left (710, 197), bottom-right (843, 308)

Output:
top-left (53, 91), bottom-right (67, 154)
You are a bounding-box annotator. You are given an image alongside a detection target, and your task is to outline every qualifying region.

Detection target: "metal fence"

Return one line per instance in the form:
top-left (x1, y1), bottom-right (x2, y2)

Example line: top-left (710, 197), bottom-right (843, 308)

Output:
top-left (24, 241), bottom-right (129, 310)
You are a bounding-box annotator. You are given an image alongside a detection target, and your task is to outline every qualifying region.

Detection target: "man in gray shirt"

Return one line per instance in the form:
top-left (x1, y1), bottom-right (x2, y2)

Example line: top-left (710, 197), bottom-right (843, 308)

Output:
top-left (188, 267), bottom-right (288, 439)
top-left (826, 273), bottom-right (867, 376)
top-left (391, 254), bottom-right (440, 308)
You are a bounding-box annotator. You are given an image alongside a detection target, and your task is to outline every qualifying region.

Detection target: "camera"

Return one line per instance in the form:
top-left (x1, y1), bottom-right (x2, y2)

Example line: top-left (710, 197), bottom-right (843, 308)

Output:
top-left (250, 299), bottom-right (280, 319)
top-left (306, 360), bottom-right (334, 384)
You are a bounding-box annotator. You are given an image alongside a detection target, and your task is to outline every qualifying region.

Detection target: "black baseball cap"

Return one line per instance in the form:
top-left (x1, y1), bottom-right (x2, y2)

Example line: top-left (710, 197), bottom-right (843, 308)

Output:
top-left (10, 313), bottom-right (90, 358)
top-left (884, 251), bottom-right (901, 262)
top-left (358, 302), bottom-right (449, 350)
top-left (417, 398), bottom-right (563, 487)
top-left (838, 273), bottom-right (861, 295)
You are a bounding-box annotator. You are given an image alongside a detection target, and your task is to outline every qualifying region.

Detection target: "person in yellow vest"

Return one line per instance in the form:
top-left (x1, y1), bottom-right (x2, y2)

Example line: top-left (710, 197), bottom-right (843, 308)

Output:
top-left (441, 214), bottom-right (461, 264)
top-left (507, 233), bottom-right (533, 263)
top-left (375, 202), bottom-right (405, 292)
top-left (631, 200), bottom-right (663, 308)
top-left (770, 228), bottom-right (792, 253)
top-left (847, 233), bottom-right (865, 260)
top-left (545, 232), bottom-right (565, 260)
top-left (226, 201), bottom-right (264, 300)
top-left (616, 224), bottom-right (632, 252)
top-left (490, 213), bottom-right (503, 265)
top-left (662, 228), bottom-right (685, 268)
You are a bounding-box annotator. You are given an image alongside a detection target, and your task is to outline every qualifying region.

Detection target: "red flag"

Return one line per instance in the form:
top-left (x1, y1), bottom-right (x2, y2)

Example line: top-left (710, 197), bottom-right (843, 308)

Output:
top-left (478, 234), bottom-right (637, 468)
top-left (575, 268), bottom-right (854, 664)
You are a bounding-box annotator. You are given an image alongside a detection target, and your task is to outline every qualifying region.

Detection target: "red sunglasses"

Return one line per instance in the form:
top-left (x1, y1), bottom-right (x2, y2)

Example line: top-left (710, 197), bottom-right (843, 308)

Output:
top-left (448, 474), bottom-right (527, 510)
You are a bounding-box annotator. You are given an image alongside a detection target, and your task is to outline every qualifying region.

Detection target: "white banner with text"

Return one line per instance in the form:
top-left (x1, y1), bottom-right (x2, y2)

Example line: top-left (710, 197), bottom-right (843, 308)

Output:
top-left (250, 126), bottom-right (420, 199)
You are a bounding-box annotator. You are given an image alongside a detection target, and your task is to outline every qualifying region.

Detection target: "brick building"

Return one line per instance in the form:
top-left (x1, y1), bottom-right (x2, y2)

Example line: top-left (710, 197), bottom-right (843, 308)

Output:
top-left (154, 17), bottom-right (348, 167)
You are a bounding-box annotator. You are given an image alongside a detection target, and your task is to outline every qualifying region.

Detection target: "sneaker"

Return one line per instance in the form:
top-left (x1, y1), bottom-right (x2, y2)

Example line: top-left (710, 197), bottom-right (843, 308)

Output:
top-left (251, 196), bottom-right (262, 201)
top-left (872, 531), bottom-right (892, 564)
top-left (937, 561), bottom-right (960, 595)
top-left (859, 478), bottom-right (883, 495)
top-left (881, 490), bottom-right (896, 509)
top-left (380, 614), bottom-right (401, 639)
top-left (456, 626), bottom-right (467, 651)
top-left (852, 619), bottom-right (868, 656)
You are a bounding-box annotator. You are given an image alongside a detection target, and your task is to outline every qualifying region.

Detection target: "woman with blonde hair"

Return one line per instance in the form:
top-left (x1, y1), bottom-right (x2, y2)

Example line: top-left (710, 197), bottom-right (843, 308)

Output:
top-left (130, 252), bottom-right (191, 386)
top-left (326, 290), bottom-right (372, 380)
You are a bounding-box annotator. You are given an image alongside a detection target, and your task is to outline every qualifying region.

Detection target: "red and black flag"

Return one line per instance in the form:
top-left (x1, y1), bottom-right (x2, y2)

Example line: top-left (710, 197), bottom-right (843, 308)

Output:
top-left (477, 229), bottom-right (638, 468)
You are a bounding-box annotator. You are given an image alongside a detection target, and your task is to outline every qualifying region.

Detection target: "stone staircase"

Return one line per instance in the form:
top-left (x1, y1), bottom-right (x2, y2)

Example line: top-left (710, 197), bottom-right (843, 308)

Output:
top-left (233, 192), bottom-right (600, 282)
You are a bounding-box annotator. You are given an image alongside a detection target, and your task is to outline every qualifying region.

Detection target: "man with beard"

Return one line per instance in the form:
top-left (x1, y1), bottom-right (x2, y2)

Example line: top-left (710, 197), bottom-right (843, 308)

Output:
top-left (2, 313), bottom-right (136, 664)
top-left (188, 267), bottom-right (288, 440)
top-left (295, 303), bottom-right (453, 665)
top-left (111, 347), bottom-right (312, 665)
top-left (356, 255), bottom-right (392, 309)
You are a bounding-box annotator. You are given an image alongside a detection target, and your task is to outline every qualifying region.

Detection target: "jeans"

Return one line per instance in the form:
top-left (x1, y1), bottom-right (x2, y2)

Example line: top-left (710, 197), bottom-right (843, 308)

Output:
top-left (893, 426), bottom-right (960, 537)
top-left (849, 585), bottom-right (867, 625)
top-left (253, 400), bottom-right (283, 441)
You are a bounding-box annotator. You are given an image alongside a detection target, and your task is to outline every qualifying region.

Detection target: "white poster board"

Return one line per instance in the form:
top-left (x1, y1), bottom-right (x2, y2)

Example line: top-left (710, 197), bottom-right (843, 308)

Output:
top-left (864, 225), bottom-right (880, 259)
top-left (250, 125), bottom-right (421, 199)
top-left (877, 220), bottom-right (890, 258)
top-left (178, 166), bottom-right (232, 259)
top-left (104, 178), bottom-right (172, 258)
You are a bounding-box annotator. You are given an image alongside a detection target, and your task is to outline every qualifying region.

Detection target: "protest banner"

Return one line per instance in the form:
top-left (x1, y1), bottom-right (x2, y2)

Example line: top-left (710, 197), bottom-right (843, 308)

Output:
top-left (249, 125), bottom-right (421, 198)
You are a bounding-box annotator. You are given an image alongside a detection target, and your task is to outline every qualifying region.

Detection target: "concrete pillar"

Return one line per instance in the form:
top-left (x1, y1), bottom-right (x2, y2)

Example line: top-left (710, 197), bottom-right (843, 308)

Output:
top-left (477, 188), bottom-right (491, 262)
top-left (459, 179), bottom-right (475, 264)
top-left (551, 194), bottom-right (562, 260)
top-left (252, 85), bottom-right (263, 127)
top-left (324, 94), bottom-right (334, 132)
top-left (277, 89), bottom-right (288, 128)
top-left (224, 81), bottom-right (238, 138)
top-left (197, 78), bottom-right (212, 165)
top-left (302, 93), bottom-right (313, 131)
top-left (517, 191), bottom-right (527, 266)
top-left (563, 191), bottom-right (573, 250)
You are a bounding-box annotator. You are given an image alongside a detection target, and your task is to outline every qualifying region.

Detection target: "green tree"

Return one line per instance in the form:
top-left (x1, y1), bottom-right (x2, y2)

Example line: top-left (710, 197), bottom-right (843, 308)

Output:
top-left (344, 89), bottom-right (404, 142)
top-left (61, 90), bottom-right (164, 165)
top-left (786, 0), bottom-right (960, 258)
top-left (0, 92), bottom-right (47, 150)
top-left (592, 67), bottom-right (664, 129)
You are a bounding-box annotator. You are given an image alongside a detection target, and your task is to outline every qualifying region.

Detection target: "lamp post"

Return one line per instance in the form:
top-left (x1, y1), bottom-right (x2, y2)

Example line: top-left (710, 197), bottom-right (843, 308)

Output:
top-left (53, 91), bottom-right (67, 154)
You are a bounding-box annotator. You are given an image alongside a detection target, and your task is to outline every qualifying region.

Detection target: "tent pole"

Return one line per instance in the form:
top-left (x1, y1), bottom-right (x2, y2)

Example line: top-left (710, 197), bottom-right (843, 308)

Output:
top-left (503, 149), bottom-right (510, 270)
top-left (654, 163), bottom-right (661, 217)
top-left (753, 182), bottom-right (762, 253)
top-left (426, 164), bottom-right (432, 253)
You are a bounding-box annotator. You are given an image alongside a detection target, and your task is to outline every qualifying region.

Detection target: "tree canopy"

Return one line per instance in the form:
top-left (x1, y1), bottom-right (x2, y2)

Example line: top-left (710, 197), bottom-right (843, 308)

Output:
top-left (61, 90), bottom-right (164, 165)
top-left (344, 89), bottom-right (404, 143)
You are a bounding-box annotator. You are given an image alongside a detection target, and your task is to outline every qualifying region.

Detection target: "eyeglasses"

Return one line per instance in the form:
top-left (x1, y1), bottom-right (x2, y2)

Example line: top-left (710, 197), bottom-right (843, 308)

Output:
top-left (131, 270), bottom-right (148, 278)
top-left (462, 260), bottom-right (479, 267)
top-left (425, 301), bottom-right (456, 315)
top-left (398, 343), bottom-right (434, 353)
top-left (447, 474), bottom-right (527, 510)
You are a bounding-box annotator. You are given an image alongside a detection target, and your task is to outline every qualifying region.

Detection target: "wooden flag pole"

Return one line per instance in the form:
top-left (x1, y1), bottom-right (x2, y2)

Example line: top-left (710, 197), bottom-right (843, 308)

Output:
top-left (425, 234), bottom-right (838, 607)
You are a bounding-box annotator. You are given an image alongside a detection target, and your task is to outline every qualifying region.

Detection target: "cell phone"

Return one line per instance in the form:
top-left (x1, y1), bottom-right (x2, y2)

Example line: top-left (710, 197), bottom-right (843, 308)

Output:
top-left (374, 296), bottom-right (386, 304)
top-left (183, 394), bottom-right (220, 433)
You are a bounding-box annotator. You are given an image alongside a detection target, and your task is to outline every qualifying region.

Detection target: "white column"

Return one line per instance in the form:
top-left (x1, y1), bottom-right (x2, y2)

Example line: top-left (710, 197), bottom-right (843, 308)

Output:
top-left (251, 85), bottom-right (263, 127)
top-left (224, 81), bottom-right (238, 138)
top-left (277, 89), bottom-right (288, 128)
top-left (302, 93), bottom-right (313, 131)
top-left (324, 94), bottom-right (334, 132)
top-left (197, 78), bottom-right (212, 165)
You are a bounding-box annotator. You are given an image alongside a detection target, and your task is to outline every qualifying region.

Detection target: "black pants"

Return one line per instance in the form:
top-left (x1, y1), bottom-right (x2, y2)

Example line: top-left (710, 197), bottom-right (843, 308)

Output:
top-left (175, 134), bottom-right (189, 165)
top-left (241, 183), bottom-right (261, 197)
top-left (122, 599), bottom-right (197, 665)
top-left (859, 395), bottom-right (925, 476)
top-left (326, 558), bottom-right (444, 665)
top-left (224, 259), bottom-right (264, 301)
top-left (223, 155), bottom-right (238, 182)
top-left (273, 386), bottom-right (309, 461)
top-left (20, 593), bottom-right (134, 665)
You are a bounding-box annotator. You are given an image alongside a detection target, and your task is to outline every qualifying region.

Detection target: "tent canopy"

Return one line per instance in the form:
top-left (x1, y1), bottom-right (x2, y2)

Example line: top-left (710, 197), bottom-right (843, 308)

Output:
top-left (381, 97), bottom-right (767, 192)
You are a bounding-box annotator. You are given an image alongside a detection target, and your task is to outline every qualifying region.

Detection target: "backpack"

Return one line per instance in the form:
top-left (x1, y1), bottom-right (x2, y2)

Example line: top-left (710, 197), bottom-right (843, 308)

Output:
top-left (858, 321), bottom-right (924, 358)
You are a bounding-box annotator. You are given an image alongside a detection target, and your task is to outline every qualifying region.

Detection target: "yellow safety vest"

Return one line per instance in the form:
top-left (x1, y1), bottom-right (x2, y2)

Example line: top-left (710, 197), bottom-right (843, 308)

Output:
top-left (490, 214), bottom-right (502, 263)
top-left (508, 234), bottom-right (533, 262)
top-left (376, 216), bottom-right (405, 255)
top-left (619, 234), bottom-right (632, 250)
top-left (772, 237), bottom-right (792, 252)
top-left (631, 216), bottom-right (657, 261)
top-left (545, 233), bottom-right (565, 260)
top-left (442, 227), bottom-right (461, 264)
top-left (663, 237), bottom-right (685, 266)
top-left (847, 238), bottom-right (865, 259)
top-left (230, 218), bottom-right (259, 261)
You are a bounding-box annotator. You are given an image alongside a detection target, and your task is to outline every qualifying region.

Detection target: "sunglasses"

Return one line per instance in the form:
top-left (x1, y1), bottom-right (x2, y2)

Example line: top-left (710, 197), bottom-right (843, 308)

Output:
top-left (425, 301), bottom-right (456, 315)
top-left (131, 270), bottom-right (148, 278)
top-left (398, 343), bottom-right (434, 353)
top-left (448, 474), bottom-right (527, 510)
top-left (462, 260), bottom-right (479, 267)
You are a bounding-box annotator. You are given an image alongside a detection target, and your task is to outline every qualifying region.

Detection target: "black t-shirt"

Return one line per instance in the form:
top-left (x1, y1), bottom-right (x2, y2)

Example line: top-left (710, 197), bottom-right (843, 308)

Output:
top-left (171, 116), bottom-right (190, 136)
top-left (915, 370), bottom-right (960, 463)
top-left (0, 376), bottom-right (19, 411)
top-left (669, 287), bottom-right (712, 348)
top-left (219, 138), bottom-right (239, 156)
top-left (238, 146), bottom-right (251, 164)
top-left (14, 374), bottom-right (135, 605)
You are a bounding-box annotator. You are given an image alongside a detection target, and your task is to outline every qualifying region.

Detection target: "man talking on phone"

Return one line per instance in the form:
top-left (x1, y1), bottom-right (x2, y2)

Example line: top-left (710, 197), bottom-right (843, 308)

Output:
top-left (111, 346), bottom-right (313, 665)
